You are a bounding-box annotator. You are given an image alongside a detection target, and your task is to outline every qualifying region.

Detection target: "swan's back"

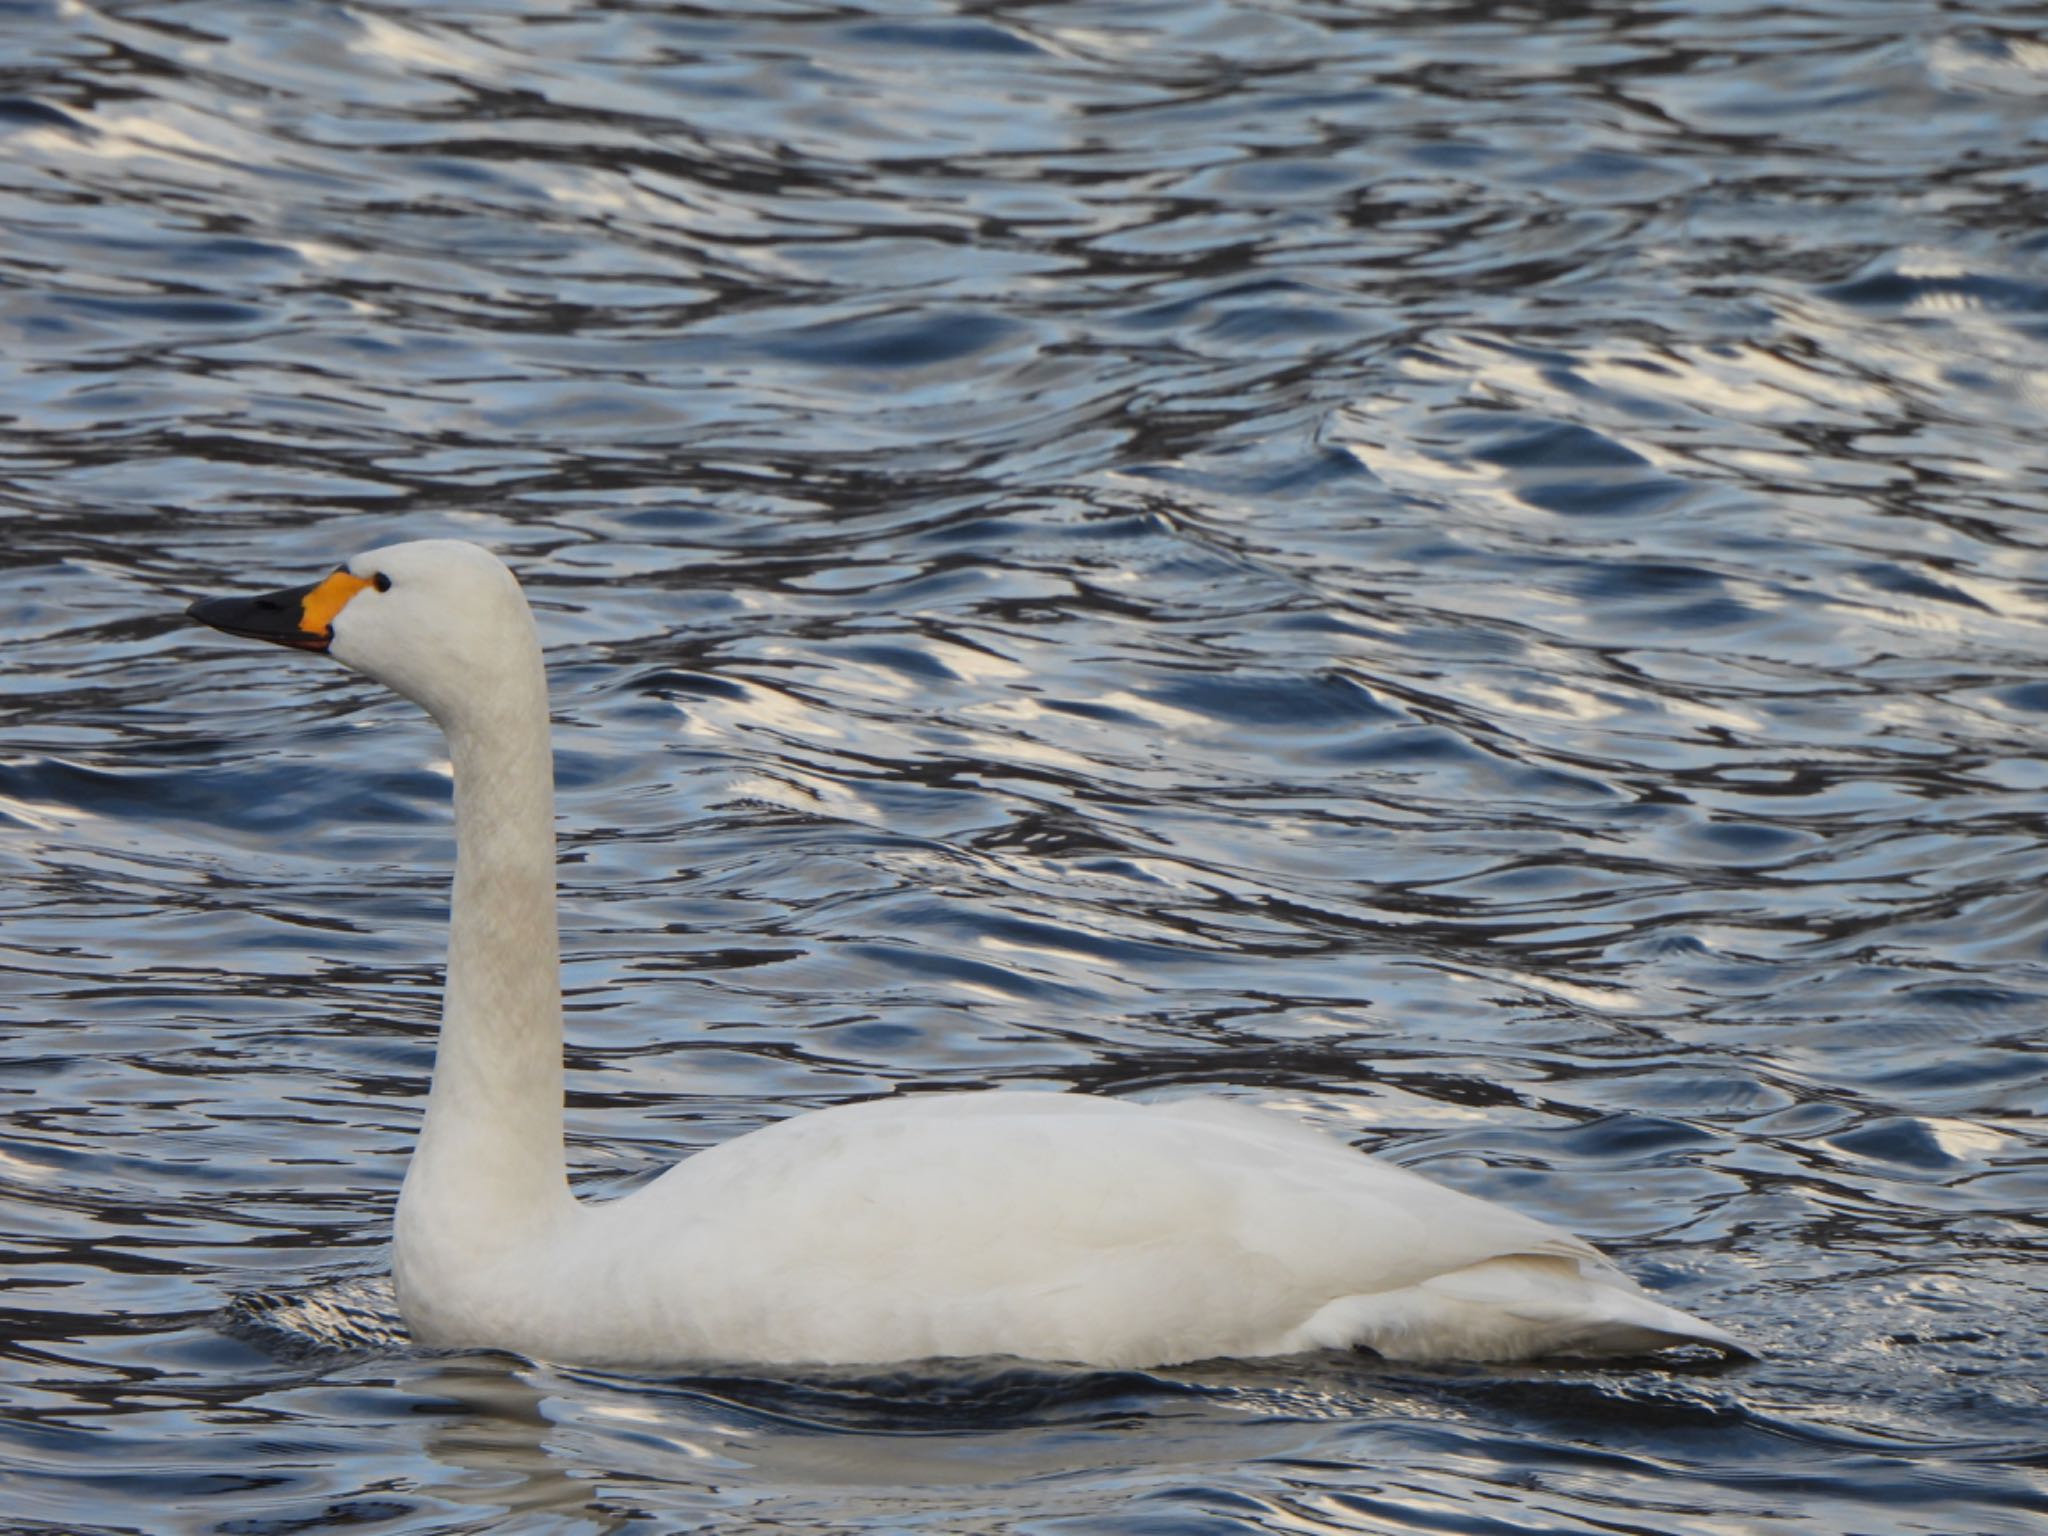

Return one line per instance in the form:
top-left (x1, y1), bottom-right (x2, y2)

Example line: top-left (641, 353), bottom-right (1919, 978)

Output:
top-left (532, 1094), bottom-right (1734, 1368)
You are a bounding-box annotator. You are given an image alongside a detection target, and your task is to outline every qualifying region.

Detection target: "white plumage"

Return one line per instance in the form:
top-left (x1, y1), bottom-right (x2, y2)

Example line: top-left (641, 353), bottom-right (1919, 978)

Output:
top-left (189, 539), bottom-right (1747, 1370)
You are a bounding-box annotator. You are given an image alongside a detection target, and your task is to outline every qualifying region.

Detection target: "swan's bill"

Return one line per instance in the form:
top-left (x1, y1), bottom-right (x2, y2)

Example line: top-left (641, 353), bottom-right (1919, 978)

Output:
top-left (187, 569), bottom-right (372, 654)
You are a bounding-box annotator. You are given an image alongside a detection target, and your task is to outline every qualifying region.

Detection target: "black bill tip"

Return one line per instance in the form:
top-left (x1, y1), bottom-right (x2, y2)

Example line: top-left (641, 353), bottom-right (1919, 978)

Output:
top-left (186, 581), bottom-right (332, 653)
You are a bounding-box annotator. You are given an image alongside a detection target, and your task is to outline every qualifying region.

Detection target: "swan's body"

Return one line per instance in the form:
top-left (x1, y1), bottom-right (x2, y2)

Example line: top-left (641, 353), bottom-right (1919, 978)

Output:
top-left (189, 540), bottom-right (1747, 1369)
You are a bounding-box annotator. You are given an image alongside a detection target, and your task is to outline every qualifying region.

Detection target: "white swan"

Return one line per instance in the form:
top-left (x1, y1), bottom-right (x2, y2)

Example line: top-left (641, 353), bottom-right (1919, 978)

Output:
top-left (187, 539), bottom-right (1748, 1370)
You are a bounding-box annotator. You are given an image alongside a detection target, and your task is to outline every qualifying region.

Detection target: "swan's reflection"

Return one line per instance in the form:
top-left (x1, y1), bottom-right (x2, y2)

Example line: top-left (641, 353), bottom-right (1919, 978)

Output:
top-left (405, 1350), bottom-right (1360, 1528)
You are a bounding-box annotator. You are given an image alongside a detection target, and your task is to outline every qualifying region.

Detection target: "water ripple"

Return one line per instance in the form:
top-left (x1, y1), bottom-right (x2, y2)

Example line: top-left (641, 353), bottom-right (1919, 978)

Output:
top-left (4, 1), bottom-right (2048, 1533)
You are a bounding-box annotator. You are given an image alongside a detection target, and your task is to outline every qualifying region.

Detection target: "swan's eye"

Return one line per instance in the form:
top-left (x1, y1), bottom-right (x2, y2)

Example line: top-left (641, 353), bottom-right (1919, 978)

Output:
top-left (373, 571), bottom-right (392, 593)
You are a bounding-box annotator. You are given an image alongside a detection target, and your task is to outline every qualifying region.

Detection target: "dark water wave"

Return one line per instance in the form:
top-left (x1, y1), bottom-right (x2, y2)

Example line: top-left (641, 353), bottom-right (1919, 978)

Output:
top-left (4, 1), bottom-right (2048, 1533)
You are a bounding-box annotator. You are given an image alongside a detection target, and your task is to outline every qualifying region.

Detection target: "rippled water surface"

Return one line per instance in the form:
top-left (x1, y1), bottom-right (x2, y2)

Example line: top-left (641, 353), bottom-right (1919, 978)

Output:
top-left (6, 1), bottom-right (2048, 1531)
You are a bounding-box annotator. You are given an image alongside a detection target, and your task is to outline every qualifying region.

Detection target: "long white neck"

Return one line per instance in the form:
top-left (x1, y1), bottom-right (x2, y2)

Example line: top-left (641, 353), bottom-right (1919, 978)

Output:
top-left (396, 648), bottom-right (575, 1268)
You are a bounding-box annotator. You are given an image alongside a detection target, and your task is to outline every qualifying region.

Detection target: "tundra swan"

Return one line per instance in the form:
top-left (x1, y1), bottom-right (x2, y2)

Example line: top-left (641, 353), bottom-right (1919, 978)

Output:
top-left (187, 539), bottom-right (1747, 1369)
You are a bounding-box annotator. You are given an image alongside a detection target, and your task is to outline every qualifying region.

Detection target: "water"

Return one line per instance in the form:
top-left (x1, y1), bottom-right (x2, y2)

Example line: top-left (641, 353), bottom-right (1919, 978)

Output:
top-left (3, 0), bottom-right (2046, 1530)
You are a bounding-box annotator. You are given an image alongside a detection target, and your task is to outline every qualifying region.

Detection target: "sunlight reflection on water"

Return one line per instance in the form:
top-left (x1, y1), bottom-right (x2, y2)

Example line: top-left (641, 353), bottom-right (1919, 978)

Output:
top-left (3, 0), bottom-right (2047, 1532)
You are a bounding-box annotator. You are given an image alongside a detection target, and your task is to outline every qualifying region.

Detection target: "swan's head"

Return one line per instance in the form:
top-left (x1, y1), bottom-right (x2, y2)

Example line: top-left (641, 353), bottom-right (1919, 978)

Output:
top-left (187, 539), bottom-right (540, 723)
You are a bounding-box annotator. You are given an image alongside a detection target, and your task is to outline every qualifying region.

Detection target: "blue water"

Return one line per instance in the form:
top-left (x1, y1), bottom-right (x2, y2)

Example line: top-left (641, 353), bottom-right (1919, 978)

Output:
top-left (4, 1), bottom-right (2047, 1532)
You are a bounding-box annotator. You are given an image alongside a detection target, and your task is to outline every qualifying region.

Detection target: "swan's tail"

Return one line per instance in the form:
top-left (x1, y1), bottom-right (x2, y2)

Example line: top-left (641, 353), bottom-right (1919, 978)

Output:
top-left (1293, 1254), bottom-right (1753, 1363)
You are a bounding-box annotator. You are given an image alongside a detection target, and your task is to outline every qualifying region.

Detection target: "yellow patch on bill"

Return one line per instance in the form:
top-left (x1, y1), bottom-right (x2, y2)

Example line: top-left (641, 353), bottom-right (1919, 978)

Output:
top-left (300, 569), bottom-right (373, 636)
